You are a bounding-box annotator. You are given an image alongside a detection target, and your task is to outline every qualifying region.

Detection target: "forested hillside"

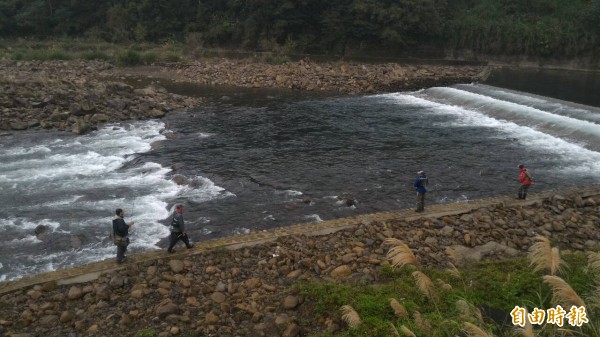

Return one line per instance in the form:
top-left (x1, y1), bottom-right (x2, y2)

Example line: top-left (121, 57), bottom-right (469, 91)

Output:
top-left (1, 0), bottom-right (598, 58)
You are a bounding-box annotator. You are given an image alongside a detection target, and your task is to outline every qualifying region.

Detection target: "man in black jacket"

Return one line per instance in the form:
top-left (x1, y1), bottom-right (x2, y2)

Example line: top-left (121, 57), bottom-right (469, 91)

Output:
top-left (113, 208), bottom-right (134, 263)
top-left (167, 204), bottom-right (193, 253)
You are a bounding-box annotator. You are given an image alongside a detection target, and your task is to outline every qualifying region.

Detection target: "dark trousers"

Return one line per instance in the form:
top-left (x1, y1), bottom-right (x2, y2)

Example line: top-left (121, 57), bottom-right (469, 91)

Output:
top-left (518, 184), bottom-right (530, 199)
top-left (168, 232), bottom-right (191, 251)
top-left (116, 238), bottom-right (129, 262)
top-left (416, 192), bottom-right (426, 212)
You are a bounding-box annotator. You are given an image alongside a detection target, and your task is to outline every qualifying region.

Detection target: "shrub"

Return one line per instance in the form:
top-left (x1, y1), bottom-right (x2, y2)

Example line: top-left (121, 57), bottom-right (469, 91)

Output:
top-left (161, 52), bottom-right (181, 63)
top-left (141, 51), bottom-right (159, 64)
top-left (81, 51), bottom-right (111, 61)
top-left (116, 49), bottom-right (142, 66)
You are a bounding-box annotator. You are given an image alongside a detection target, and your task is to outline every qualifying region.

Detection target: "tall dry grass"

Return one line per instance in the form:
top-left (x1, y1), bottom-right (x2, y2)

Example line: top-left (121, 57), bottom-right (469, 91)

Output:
top-left (414, 311), bottom-right (432, 335)
top-left (462, 322), bottom-right (495, 337)
top-left (412, 271), bottom-right (439, 302)
top-left (528, 236), bottom-right (565, 275)
top-left (456, 299), bottom-right (484, 325)
top-left (340, 305), bottom-right (362, 328)
top-left (542, 275), bottom-right (585, 308)
top-left (385, 238), bottom-right (419, 269)
top-left (390, 298), bottom-right (408, 318)
top-left (399, 324), bottom-right (417, 337)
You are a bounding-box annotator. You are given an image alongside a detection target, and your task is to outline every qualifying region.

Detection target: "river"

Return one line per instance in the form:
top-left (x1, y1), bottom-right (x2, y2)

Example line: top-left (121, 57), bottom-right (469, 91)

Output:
top-left (1, 69), bottom-right (599, 281)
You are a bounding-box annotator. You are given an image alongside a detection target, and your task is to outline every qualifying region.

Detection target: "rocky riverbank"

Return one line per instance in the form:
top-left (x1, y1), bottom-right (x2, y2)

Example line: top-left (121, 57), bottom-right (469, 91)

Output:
top-left (1, 189), bottom-right (598, 337)
top-left (0, 60), bottom-right (201, 134)
top-left (114, 58), bottom-right (487, 94)
top-left (0, 59), bottom-right (487, 133)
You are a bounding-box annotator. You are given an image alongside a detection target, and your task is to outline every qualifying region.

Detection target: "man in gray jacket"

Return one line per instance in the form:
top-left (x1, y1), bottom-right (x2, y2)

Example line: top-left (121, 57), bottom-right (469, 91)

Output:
top-left (167, 204), bottom-right (193, 253)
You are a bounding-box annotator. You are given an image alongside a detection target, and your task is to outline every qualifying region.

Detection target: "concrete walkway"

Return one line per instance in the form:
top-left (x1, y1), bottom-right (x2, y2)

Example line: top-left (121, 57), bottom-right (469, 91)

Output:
top-left (1, 185), bottom-right (599, 296)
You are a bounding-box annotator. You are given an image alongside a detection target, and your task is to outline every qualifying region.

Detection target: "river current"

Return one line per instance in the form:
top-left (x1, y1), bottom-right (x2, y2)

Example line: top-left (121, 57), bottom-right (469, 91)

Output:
top-left (1, 81), bottom-right (600, 281)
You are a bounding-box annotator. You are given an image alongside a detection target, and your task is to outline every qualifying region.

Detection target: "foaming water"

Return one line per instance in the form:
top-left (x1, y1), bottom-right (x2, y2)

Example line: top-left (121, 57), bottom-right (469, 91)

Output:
top-left (1, 83), bottom-right (599, 280)
top-left (0, 121), bottom-right (231, 280)
top-left (419, 86), bottom-right (600, 150)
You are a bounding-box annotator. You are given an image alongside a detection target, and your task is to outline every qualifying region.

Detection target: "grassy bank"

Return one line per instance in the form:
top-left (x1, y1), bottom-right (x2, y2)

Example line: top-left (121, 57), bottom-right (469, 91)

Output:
top-left (295, 249), bottom-right (598, 336)
top-left (0, 39), bottom-right (186, 65)
top-left (0, 38), bottom-right (299, 66)
top-left (128, 250), bottom-right (599, 337)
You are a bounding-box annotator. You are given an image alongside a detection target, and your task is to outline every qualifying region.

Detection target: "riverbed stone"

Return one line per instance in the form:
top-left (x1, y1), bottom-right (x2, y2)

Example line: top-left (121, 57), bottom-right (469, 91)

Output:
top-left (67, 286), bottom-right (83, 300)
top-left (168, 260), bottom-right (184, 273)
top-left (283, 295), bottom-right (299, 310)
top-left (330, 265), bottom-right (352, 278)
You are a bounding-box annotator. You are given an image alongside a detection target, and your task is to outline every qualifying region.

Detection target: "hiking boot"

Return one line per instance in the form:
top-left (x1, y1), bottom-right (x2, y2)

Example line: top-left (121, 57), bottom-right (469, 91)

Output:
top-left (186, 244), bottom-right (194, 249)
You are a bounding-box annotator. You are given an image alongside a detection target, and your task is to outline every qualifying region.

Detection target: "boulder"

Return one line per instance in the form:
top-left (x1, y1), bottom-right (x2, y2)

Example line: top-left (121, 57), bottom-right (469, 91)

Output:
top-left (42, 280), bottom-right (57, 292)
top-left (283, 295), bottom-right (299, 310)
top-left (210, 292), bottom-right (227, 303)
top-left (283, 323), bottom-right (300, 337)
top-left (168, 259), bottom-right (184, 273)
top-left (72, 119), bottom-right (91, 135)
top-left (39, 315), bottom-right (59, 326)
top-left (156, 301), bottom-right (179, 318)
top-left (147, 108), bottom-right (166, 118)
top-left (244, 278), bottom-right (262, 289)
top-left (109, 275), bottom-right (124, 288)
top-left (49, 111), bottom-right (70, 121)
top-left (34, 224), bottom-right (48, 235)
top-left (67, 286), bottom-right (83, 300)
top-left (205, 311), bottom-right (220, 325)
top-left (10, 121), bottom-right (28, 130)
top-left (90, 113), bottom-right (110, 124)
top-left (330, 265), bottom-right (352, 278)
top-left (60, 311), bottom-right (74, 323)
top-left (131, 289), bottom-right (144, 299)
top-left (27, 119), bottom-right (40, 128)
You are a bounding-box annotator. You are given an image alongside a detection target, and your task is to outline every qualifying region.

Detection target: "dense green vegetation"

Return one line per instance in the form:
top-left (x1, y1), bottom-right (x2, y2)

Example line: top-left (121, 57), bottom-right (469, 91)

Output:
top-left (297, 254), bottom-right (599, 337)
top-left (0, 39), bottom-right (185, 64)
top-left (1, 0), bottom-right (598, 59)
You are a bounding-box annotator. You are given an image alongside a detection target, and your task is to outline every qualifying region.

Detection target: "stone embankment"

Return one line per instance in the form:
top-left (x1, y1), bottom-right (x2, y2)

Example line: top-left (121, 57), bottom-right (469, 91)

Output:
top-left (1, 186), bottom-right (599, 337)
top-left (0, 59), bottom-right (487, 133)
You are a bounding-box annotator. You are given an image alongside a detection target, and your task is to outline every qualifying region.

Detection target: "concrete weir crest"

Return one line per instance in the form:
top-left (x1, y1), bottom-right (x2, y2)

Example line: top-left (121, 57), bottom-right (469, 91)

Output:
top-left (1, 185), bottom-right (599, 296)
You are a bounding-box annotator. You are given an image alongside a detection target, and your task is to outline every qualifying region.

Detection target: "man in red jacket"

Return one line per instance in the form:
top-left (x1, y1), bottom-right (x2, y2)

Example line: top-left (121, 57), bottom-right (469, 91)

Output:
top-left (517, 164), bottom-right (533, 200)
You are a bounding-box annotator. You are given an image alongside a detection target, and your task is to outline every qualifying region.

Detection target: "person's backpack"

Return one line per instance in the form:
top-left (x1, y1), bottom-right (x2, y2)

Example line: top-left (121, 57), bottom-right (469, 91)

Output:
top-left (525, 171), bottom-right (534, 183)
top-left (170, 215), bottom-right (180, 229)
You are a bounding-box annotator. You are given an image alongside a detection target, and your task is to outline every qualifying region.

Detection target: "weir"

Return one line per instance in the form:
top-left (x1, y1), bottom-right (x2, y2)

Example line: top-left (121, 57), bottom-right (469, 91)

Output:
top-left (418, 84), bottom-right (600, 151)
top-left (1, 184), bottom-right (599, 296)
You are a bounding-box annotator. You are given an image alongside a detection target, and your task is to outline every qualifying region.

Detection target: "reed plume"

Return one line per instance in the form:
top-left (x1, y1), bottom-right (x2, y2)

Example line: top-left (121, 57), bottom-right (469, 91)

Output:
top-left (514, 318), bottom-right (535, 337)
top-left (385, 238), bottom-right (419, 268)
top-left (588, 251), bottom-right (600, 272)
top-left (340, 305), bottom-right (362, 328)
top-left (528, 236), bottom-right (565, 275)
top-left (456, 299), bottom-right (484, 324)
top-left (542, 275), bottom-right (585, 307)
top-left (412, 270), bottom-right (438, 302)
top-left (389, 323), bottom-right (401, 337)
top-left (414, 311), bottom-right (432, 334)
top-left (436, 278), bottom-right (453, 291)
top-left (446, 246), bottom-right (459, 264)
top-left (399, 325), bottom-right (417, 337)
top-left (390, 298), bottom-right (408, 317)
top-left (589, 278), bottom-right (600, 309)
top-left (462, 322), bottom-right (495, 337)
top-left (446, 262), bottom-right (462, 278)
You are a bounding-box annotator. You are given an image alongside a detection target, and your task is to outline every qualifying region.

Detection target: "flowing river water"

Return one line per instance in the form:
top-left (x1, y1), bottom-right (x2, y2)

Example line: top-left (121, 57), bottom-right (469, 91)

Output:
top-left (1, 70), bottom-right (600, 281)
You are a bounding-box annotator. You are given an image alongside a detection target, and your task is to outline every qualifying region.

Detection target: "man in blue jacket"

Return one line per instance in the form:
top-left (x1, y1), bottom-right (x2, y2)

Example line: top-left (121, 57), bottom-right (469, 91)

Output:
top-left (413, 171), bottom-right (429, 212)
